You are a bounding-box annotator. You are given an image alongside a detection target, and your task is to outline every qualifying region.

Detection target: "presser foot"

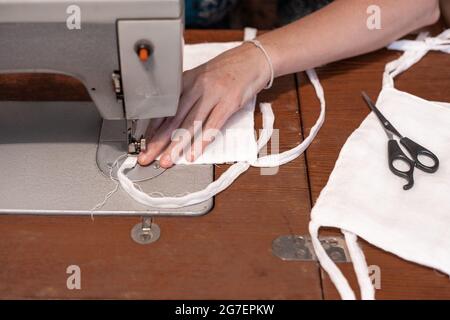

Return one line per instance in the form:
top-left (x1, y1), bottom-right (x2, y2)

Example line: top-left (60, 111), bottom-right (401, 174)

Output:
top-left (96, 119), bottom-right (166, 182)
top-left (127, 119), bottom-right (147, 155)
top-left (95, 118), bottom-right (214, 216)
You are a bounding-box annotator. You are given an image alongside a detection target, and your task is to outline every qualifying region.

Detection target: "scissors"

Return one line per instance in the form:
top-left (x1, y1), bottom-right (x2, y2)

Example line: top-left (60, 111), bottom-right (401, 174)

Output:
top-left (361, 91), bottom-right (439, 190)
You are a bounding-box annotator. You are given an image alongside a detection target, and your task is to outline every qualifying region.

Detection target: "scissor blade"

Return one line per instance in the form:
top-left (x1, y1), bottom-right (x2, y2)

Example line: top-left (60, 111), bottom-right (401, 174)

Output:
top-left (361, 91), bottom-right (401, 138)
top-left (361, 91), bottom-right (377, 112)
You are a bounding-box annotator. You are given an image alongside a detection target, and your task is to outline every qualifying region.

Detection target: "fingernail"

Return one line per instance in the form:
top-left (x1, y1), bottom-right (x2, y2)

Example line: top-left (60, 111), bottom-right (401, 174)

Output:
top-left (189, 150), bottom-right (196, 162)
top-left (137, 153), bottom-right (146, 163)
top-left (160, 154), bottom-right (173, 168)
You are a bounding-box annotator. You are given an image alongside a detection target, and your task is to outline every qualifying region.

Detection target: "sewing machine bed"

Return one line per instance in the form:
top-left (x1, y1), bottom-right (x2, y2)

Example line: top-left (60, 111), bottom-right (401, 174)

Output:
top-left (0, 101), bottom-right (213, 216)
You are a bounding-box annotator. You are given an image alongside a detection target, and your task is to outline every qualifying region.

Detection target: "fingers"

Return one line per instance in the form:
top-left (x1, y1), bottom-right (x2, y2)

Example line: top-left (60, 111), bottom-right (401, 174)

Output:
top-left (189, 99), bottom-right (237, 162)
top-left (158, 95), bottom-right (218, 168)
top-left (138, 121), bottom-right (172, 166)
top-left (138, 88), bottom-right (201, 166)
top-left (144, 117), bottom-right (165, 141)
top-left (138, 64), bottom-right (246, 168)
top-left (142, 95), bottom-right (241, 168)
top-left (182, 68), bottom-right (198, 92)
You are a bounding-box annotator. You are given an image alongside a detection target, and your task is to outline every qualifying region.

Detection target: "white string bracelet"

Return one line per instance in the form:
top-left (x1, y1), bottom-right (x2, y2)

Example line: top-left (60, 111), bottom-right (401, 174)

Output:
top-left (245, 39), bottom-right (275, 90)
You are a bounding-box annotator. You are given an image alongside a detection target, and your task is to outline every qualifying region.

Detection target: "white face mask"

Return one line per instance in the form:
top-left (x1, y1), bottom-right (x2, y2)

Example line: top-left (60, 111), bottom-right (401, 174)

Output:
top-left (116, 29), bottom-right (326, 209)
top-left (177, 41), bottom-right (260, 165)
top-left (309, 29), bottom-right (450, 300)
top-left (116, 28), bottom-right (450, 300)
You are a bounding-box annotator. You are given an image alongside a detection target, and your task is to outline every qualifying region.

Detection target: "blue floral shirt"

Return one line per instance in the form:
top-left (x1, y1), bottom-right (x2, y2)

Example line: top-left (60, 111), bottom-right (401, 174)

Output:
top-left (185, 0), bottom-right (237, 28)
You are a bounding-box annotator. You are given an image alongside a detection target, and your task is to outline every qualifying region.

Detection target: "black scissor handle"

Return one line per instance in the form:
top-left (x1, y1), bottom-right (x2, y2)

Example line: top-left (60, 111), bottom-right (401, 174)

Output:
top-left (388, 140), bottom-right (415, 190)
top-left (400, 137), bottom-right (440, 173)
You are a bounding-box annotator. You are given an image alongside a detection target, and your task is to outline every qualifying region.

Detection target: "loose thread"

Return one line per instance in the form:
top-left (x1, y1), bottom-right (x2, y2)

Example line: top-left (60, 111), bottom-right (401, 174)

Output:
top-left (89, 153), bottom-right (127, 219)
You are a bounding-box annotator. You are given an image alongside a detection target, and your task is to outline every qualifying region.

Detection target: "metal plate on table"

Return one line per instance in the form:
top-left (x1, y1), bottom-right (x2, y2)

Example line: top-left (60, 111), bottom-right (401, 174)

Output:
top-left (272, 235), bottom-right (350, 263)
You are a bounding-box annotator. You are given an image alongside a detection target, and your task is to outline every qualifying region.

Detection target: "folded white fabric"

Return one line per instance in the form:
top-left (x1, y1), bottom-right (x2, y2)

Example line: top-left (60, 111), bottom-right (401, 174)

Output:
top-left (179, 42), bottom-right (258, 164)
top-left (147, 41), bottom-right (258, 165)
top-left (309, 30), bottom-right (450, 300)
top-left (117, 28), bottom-right (326, 209)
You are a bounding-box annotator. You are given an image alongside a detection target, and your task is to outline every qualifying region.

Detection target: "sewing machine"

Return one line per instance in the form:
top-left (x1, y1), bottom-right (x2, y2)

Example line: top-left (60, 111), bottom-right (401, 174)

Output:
top-left (0, 0), bottom-right (213, 223)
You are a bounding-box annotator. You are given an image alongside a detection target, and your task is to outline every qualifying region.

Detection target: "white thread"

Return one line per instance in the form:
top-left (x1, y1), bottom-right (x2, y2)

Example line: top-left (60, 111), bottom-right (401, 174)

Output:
top-left (90, 153), bottom-right (127, 214)
top-left (90, 184), bottom-right (119, 212)
top-left (245, 39), bottom-right (275, 90)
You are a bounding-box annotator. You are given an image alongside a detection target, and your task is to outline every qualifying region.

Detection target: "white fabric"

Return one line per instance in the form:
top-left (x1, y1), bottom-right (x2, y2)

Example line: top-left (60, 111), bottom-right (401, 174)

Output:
top-left (309, 29), bottom-right (450, 300)
top-left (174, 28), bottom-right (260, 164)
top-left (134, 29), bottom-right (261, 165)
top-left (166, 41), bottom-right (258, 165)
top-left (117, 68), bottom-right (325, 208)
top-left (118, 102), bottom-right (274, 209)
top-left (117, 30), bottom-right (327, 209)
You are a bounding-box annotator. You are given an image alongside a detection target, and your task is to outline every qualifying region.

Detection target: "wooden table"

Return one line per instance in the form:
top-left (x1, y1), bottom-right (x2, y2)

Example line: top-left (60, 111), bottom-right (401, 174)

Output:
top-left (0, 29), bottom-right (449, 299)
top-left (297, 28), bottom-right (450, 299)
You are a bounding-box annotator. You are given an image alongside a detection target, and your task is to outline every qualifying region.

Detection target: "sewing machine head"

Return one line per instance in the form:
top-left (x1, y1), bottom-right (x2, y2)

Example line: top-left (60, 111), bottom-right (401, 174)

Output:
top-left (0, 0), bottom-right (213, 218)
top-left (0, 0), bottom-right (184, 154)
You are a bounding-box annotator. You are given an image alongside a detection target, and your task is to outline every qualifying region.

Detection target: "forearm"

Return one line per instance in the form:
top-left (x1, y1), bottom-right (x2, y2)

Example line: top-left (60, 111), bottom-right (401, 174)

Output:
top-left (140, 0), bottom-right (442, 167)
top-left (258, 0), bottom-right (441, 77)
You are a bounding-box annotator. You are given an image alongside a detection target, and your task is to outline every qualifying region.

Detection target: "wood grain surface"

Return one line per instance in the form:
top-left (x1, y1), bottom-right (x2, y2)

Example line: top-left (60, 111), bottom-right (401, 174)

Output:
top-left (297, 28), bottom-right (450, 299)
top-left (1, 28), bottom-right (449, 300)
top-left (0, 30), bottom-right (322, 299)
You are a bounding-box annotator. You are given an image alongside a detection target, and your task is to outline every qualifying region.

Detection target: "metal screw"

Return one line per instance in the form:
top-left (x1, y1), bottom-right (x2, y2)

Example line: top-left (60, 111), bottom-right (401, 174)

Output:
top-left (130, 217), bottom-right (160, 245)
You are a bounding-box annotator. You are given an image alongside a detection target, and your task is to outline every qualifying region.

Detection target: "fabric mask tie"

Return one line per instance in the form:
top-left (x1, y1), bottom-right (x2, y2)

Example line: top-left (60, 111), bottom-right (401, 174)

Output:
top-left (310, 29), bottom-right (450, 300)
top-left (116, 29), bottom-right (327, 209)
top-left (384, 29), bottom-right (450, 88)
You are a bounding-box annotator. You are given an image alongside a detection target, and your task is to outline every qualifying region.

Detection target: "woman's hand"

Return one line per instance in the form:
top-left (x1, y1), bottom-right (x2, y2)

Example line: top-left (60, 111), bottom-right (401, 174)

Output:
top-left (137, 42), bottom-right (271, 168)
top-left (137, 0), bottom-right (440, 169)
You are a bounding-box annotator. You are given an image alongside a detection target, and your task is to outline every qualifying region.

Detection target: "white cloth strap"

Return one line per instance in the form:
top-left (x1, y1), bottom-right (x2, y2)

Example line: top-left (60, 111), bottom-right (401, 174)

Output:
top-left (252, 69), bottom-right (325, 167)
top-left (115, 22), bottom-right (327, 210)
top-left (343, 231), bottom-right (375, 300)
top-left (310, 28), bottom-right (450, 300)
top-left (383, 29), bottom-right (450, 88)
top-left (309, 222), bottom-right (375, 300)
top-left (117, 103), bottom-right (273, 209)
top-left (309, 222), bottom-right (356, 300)
top-left (117, 68), bottom-right (325, 208)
